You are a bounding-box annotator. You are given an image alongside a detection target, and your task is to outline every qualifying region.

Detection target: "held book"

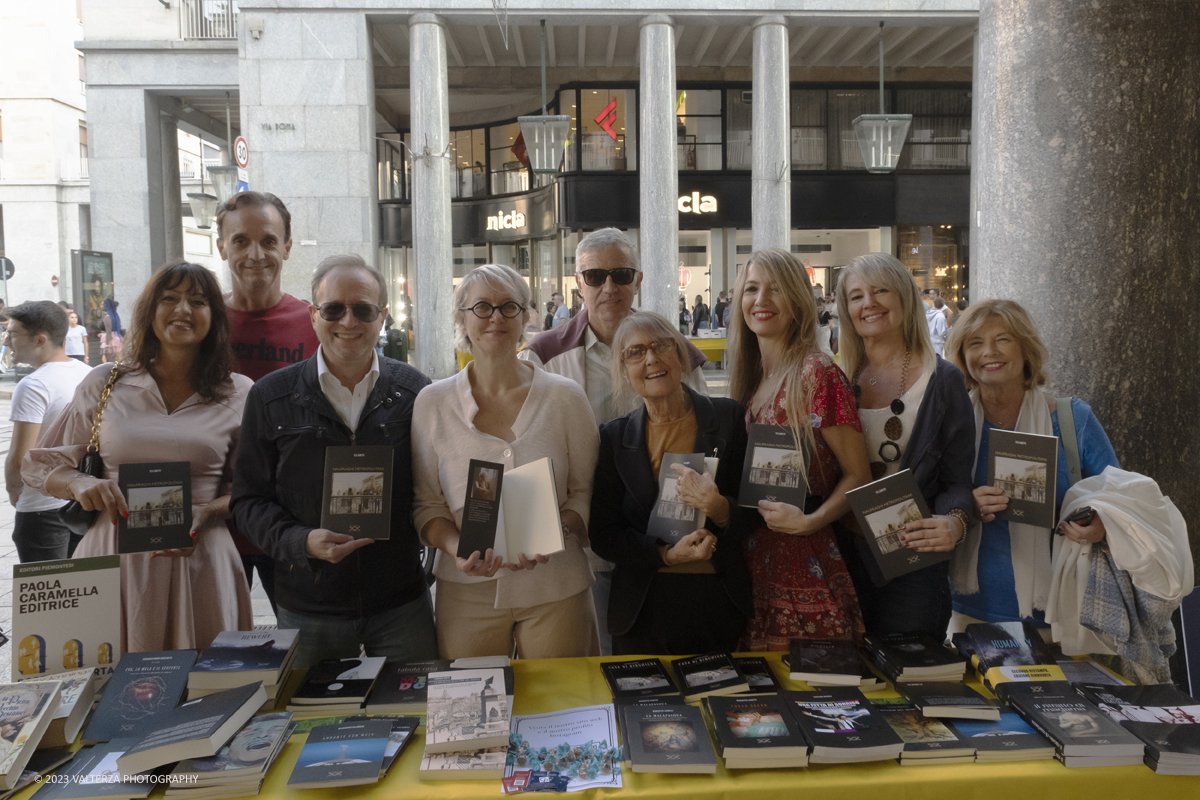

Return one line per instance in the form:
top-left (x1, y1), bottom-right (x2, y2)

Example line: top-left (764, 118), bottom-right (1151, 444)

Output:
top-left (845, 469), bottom-right (949, 583)
top-left (12, 555), bottom-right (122, 684)
top-left (646, 454), bottom-right (712, 544)
top-left (601, 659), bottom-right (679, 699)
top-left (0, 681), bottom-right (63, 789)
top-left (189, 629), bottom-right (299, 690)
top-left (364, 659), bottom-right (451, 714)
top-left (788, 639), bottom-right (863, 687)
top-left (671, 653), bottom-right (749, 703)
top-left (732, 657), bottom-right (782, 695)
top-left (703, 695), bottom-right (809, 764)
top-left (117, 462), bottom-right (192, 553)
top-left (784, 688), bottom-right (904, 763)
top-left (320, 446), bottom-right (393, 540)
top-left (286, 719), bottom-right (390, 789)
top-left (986, 429), bottom-right (1059, 528)
top-left (455, 458), bottom-right (564, 562)
top-left (739, 424), bottom-right (807, 509)
top-left (116, 682), bottom-right (265, 776)
top-left (82, 650), bottom-right (196, 744)
top-left (623, 704), bottom-right (717, 774)
top-left (21, 667), bottom-right (98, 749)
top-left (997, 681), bottom-right (1145, 757)
top-left (423, 668), bottom-right (510, 753)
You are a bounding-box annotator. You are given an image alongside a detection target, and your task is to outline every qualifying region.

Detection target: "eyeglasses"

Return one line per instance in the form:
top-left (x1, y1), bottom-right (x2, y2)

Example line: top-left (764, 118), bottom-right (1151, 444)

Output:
top-left (460, 301), bottom-right (525, 319)
top-left (621, 338), bottom-right (677, 364)
top-left (577, 267), bottom-right (638, 287)
top-left (315, 302), bottom-right (383, 323)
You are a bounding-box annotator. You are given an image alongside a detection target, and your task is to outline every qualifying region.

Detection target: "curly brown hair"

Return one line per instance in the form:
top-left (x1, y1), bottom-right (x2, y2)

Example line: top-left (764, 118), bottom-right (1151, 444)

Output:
top-left (120, 262), bottom-right (234, 404)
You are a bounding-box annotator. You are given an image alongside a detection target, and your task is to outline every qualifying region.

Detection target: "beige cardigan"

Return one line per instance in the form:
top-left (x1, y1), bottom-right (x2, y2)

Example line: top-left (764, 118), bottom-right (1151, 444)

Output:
top-left (411, 364), bottom-right (598, 609)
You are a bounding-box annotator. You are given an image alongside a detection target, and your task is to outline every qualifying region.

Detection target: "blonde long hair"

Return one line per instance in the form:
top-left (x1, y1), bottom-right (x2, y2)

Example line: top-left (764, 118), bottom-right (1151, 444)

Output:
top-left (728, 248), bottom-right (822, 455)
top-left (835, 252), bottom-right (934, 380)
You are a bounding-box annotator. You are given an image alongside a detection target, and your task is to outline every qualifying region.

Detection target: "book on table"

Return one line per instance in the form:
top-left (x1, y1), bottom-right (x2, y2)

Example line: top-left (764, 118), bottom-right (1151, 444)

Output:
top-left (787, 638), bottom-right (863, 686)
top-left (622, 703), bottom-right (717, 774)
top-left (738, 424), bottom-right (807, 509)
top-left (320, 445), bottom-right (393, 540)
top-left (943, 707), bottom-right (1057, 763)
top-left (286, 656), bottom-right (386, 709)
top-left (0, 681), bottom-right (63, 789)
top-left (871, 700), bottom-right (976, 764)
top-left (646, 453), bottom-right (714, 544)
top-left (783, 688), bottom-right (904, 763)
top-left (117, 462), bottom-right (192, 553)
top-left (286, 719), bottom-right (391, 789)
top-left (601, 659), bottom-right (679, 699)
top-left (418, 747), bottom-right (507, 780)
top-left (82, 651), bottom-right (196, 744)
top-left (188, 629), bottom-right (299, 692)
top-left (986, 429), bottom-right (1059, 529)
top-left (732, 656), bottom-right (783, 695)
top-left (115, 682), bottom-right (265, 777)
top-left (997, 681), bottom-right (1145, 759)
top-left (895, 681), bottom-right (1002, 721)
top-left (862, 631), bottom-right (966, 683)
top-left (845, 469), bottom-right (949, 583)
top-left (455, 458), bottom-right (564, 561)
top-left (20, 667), bottom-right (98, 749)
top-left (671, 653), bottom-right (749, 703)
top-left (702, 695), bottom-right (809, 767)
top-left (423, 668), bottom-right (510, 754)
top-left (364, 659), bottom-right (451, 714)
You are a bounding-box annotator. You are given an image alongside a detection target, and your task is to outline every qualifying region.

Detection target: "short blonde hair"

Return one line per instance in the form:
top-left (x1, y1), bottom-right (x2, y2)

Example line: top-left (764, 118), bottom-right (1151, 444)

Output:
top-left (609, 311), bottom-right (691, 416)
top-left (835, 252), bottom-right (933, 379)
top-left (944, 299), bottom-right (1049, 391)
top-left (452, 264), bottom-right (531, 353)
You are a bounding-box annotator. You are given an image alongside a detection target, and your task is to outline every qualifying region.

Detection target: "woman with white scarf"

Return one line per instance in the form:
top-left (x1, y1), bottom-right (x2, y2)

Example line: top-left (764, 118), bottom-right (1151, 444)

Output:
top-left (943, 299), bottom-right (1118, 631)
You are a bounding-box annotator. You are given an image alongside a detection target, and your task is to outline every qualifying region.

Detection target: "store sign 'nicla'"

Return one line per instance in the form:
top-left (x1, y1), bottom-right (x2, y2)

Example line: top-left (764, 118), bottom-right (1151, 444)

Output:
top-left (486, 211), bottom-right (527, 231)
top-left (677, 192), bottom-right (717, 213)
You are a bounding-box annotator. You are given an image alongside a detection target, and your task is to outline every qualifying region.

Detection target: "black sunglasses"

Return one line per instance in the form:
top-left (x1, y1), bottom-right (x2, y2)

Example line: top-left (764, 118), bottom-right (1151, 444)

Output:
top-left (315, 302), bottom-right (383, 323)
top-left (577, 267), bottom-right (638, 287)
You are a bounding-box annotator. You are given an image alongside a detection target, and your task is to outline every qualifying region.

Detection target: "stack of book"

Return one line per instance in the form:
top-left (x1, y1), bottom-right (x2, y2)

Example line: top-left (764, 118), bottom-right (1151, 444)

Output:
top-left (287, 719), bottom-right (393, 788)
top-left (671, 653), bottom-right (749, 703)
top-left (165, 712), bottom-right (293, 800)
top-left (896, 682), bottom-right (1002, 720)
top-left (621, 702), bottom-right (717, 774)
top-left (82, 651), bottom-right (197, 745)
top-left (872, 700), bottom-right (976, 765)
top-left (1073, 682), bottom-right (1200, 774)
top-left (418, 668), bottom-right (511, 780)
top-left (863, 632), bottom-right (966, 684)
top-left (998, 681), bottom-right (1145, 767)
top-left (285, 657), bottom-right (386, 716)
top-left (785, 639), bottom-right (881, 690)
top-left (188, 629), bottom-right (300, 711)
top-left (703, 695), bottom-right (809, 769)
top-left (21, 668), bottom-right (99, 748)
top-left (945, 707), bottom-right (1056, 763)
top-left (784, 688), bottom-right (904, 764)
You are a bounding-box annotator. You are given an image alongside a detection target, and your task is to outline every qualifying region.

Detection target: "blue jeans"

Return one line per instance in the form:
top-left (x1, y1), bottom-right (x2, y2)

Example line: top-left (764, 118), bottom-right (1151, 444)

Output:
top-left (275, 590), bottom-right (439, 669)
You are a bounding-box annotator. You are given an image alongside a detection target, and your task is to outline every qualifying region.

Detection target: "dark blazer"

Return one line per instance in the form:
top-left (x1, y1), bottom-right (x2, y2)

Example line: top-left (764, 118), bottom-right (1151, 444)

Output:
top-left (589, 386), bottom-right (752, 636)
top-left (231, 355), bottom-right (431, 619)
top-left (900, 355), bottom-right (975, 518)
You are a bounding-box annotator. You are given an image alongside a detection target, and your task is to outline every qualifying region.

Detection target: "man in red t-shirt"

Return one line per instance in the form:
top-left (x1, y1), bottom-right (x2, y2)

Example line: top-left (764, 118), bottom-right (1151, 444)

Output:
top-left (217, 191), bottom-right (320, 610)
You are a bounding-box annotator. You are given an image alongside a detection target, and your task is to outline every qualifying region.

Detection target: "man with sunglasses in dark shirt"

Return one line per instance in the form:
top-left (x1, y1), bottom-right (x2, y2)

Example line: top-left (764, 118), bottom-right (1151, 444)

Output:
top-left (520, 227), bottom-right (708, 655)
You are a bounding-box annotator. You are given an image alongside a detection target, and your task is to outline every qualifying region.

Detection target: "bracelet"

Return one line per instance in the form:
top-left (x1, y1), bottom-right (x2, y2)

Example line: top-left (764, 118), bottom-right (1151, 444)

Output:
top-left (947, 509), bottom-right (970, 546)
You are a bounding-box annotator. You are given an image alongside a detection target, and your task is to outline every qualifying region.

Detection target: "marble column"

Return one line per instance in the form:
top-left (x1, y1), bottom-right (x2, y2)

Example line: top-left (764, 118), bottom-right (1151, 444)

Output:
top-left (638, 15), bottom-right (678, 321)
top-left (751, 16), bottom-right (790, 253)
top-left (972, 0), bottom-right (1200, 566)
top-left (409, 14), bottom-right (456, 379)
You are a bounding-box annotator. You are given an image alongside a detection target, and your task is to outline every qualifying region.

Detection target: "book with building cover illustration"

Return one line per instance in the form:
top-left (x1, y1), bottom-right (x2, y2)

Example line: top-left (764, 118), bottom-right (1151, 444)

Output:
top-left (986, 429), bottom-right (1059, 528)
top-left (503, 704), bottom-right (622, 792)
top-left (169, 712), bottom-right (293, 783)
top-left (82, 651), bottom-right (196, 745)
top-left (21, 667), bottom-right (98, 749)
top-left (286, 719), bottom-right (390, 789)
top-left (1072, 683), bottom-right (1200, 725)
top-left (863, 631), bottom-right (966, 683)
top-left (117, 462), bottom-right (193, 553)
top-left (739, 424), bottom-right (807, 509)
top-left (872, 700), bottom-right (975, 761)
top-left (788, 639), bottom-right (863, 687)
top-left (1123, 722), bottom-right (1200, 774)
top-left (945, 707), bottom-right (1056, 762)
top-left (784, 688), bottom-right (904, 763)
top-left (115, 682), bottom-right (265, 776)
top-left (0, 681), bottom-right (63, 789)
top-left (896, 682), bottom-right (1002, 720)
top-left (703, 695), bottom-right (809, 764)
top-left (601, 659), bottom-right (679, 700)
top-left (418, 747), bottom-right (507, 780)
top-left (732, 657), bottom-right (782, 695)
top-left (997, 681), bottom-right (1144, 757)
top-left (189, 629), bottom-right (299, 691)
top-left (646, 454), bottom-right (710, 544)
top-left (320, 446), bottom-right (393, 541)
top-left (288, 657), bottom-right (386, 707)
top-left (424, 668), bottom-right (510, 754)
top-left (11, 555), bottom-right (121, 685)
top-left (624, 704), bottom-right (716, 773)
top-left (364, 660), bottom-right (451, 714)
top-left (846, 469), bottom-right (948, 583)
top-left (455, 458), bottom-right (564, 562)
top-left (672, 653), bottom-right (748, 703)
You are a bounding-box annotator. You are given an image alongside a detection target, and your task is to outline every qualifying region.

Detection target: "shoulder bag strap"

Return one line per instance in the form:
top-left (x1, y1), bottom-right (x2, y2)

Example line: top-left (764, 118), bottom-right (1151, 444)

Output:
top-left (1057, 396), bottom-right (1082, 487)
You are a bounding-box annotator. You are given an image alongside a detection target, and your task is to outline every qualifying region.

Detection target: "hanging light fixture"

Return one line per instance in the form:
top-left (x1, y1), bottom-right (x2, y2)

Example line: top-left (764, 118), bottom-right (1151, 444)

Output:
top-left (852, 21), bottom-right (912, 173)
top-left (517, 20), bottom-right (571, 174)
top-left (186, 139), bottom-right (220, 228)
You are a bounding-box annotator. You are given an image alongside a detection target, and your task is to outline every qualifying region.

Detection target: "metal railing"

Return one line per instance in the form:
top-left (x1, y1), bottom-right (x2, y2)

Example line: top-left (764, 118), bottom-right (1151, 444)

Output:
top-left (181, 0), bottom-right (238, 40)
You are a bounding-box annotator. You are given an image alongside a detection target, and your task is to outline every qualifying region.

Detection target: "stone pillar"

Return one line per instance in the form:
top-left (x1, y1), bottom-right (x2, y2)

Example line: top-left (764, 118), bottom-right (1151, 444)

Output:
top-left (408, 14), bottom-right (456, 380)
top-left (638, 15), bottom-right (678, 322)
top-left (159, 114), bottom-right (183, 263)
top-left (972, 0), bottom-right (1200, 565)
top-left (751, 16), bottom-right (790, 253)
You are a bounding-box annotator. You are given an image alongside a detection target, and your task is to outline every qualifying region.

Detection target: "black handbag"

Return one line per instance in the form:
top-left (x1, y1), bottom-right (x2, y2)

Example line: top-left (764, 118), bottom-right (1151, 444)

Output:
top-left (58, 364), bottom-right (122, 535)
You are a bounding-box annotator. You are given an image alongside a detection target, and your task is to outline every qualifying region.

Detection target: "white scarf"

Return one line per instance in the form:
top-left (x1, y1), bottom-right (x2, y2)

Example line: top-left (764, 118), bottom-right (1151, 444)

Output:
top-left (950, 388), bottom-right (1054, 618)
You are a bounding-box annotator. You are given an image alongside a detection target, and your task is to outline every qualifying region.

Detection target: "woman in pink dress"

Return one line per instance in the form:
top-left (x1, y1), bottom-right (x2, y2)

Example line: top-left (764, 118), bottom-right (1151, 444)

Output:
top-left (728, 248), bottom-right (872, 650)
top-left (24, 262), bottom-right (253, 653)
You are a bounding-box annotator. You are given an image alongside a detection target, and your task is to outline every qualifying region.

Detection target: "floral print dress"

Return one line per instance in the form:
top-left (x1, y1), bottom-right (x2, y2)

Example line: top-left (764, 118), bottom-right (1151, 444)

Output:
top-left (741, 354), bottom-right (866, 650)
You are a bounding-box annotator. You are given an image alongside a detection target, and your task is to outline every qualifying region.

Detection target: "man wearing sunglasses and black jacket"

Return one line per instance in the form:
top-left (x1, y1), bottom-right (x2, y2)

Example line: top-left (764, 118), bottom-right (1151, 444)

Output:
top-left (231, 255), bottom-right (437, 668)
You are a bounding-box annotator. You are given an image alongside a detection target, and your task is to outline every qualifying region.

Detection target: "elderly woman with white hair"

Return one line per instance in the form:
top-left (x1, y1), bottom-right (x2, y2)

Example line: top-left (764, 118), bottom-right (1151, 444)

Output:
top-left (411, 263), bottom-right (600, 659)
